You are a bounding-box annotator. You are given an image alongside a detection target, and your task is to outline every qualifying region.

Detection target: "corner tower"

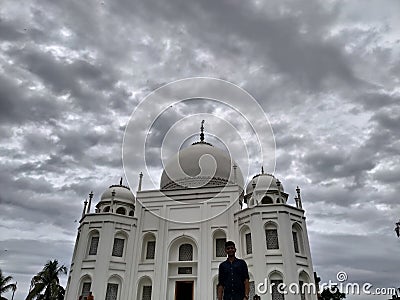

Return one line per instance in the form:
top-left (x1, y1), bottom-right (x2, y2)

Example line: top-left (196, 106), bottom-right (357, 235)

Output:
top-left (65, 180), bottom-right (138, 300)
top-left (234, 169), bottom-right (316, 300)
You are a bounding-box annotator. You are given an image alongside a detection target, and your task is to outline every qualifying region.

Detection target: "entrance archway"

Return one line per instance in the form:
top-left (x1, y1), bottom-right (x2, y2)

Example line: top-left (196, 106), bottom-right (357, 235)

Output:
top-left (175, 281), bottom-right (193, 300)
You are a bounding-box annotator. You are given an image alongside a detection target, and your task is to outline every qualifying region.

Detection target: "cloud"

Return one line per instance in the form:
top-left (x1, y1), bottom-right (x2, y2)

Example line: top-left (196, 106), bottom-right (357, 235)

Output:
top-left (1, 0), bottom-right (400, 299)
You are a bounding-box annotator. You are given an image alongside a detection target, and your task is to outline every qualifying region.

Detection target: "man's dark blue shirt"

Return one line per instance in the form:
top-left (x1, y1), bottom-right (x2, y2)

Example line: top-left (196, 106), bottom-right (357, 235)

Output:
top-left (218, 257), bottom-right (249, 300)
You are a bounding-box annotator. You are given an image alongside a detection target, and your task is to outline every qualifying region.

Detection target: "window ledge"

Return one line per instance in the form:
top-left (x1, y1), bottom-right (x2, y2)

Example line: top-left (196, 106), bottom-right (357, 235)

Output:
top-left (168, 260), bottom-right (197, 264)
top-left (139, 261), bottom-right (155, 265)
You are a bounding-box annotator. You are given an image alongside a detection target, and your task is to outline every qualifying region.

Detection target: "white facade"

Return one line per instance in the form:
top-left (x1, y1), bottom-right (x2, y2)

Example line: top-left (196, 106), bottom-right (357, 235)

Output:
top-left (65, 140), bottom-right (317, 300)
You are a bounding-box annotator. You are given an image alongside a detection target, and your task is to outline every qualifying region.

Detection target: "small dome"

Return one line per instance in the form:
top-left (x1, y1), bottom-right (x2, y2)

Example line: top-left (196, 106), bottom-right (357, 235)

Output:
top-left (246, 173), bottom-right (283, 195)
top-left (160, 142), bottom-right (244, 190)
top-left (100, 184), bottom-right (135, 203)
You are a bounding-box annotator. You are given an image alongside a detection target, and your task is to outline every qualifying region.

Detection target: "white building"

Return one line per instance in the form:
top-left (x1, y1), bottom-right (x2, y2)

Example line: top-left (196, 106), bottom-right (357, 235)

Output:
top-left (65, 130), bottom-right (317, 300)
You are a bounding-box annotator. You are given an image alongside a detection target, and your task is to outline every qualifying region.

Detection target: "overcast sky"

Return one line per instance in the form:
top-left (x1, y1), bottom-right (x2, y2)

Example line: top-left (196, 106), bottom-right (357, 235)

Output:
top-left (1, 0), bottom-right (400, 299)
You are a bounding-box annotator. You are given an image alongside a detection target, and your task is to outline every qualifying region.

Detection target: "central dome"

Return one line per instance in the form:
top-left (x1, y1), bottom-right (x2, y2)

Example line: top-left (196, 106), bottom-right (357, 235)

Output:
top-left (160, 142), bottom-right (243, 190)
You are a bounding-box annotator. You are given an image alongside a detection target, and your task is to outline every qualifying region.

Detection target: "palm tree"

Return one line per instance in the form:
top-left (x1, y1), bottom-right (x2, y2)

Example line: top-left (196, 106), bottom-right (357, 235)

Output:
top-left (26, 260), bottom-right (67, 300)
top-left (0, 269), bottom-right (17, 300)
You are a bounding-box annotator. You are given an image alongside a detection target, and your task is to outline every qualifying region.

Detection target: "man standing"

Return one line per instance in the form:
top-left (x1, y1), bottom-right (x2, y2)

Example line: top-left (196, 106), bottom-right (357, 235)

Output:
top-left (217, 241), bottom-right (250, 300)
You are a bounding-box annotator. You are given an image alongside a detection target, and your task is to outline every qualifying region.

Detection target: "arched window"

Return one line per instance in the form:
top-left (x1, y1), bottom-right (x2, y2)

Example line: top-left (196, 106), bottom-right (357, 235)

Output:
top-left (137, 276), bottom-right (152, 300)
top-left (240, 226), bottom-right (252, 255)
top-left (112, 232), bottom-right (127, 257)
top-left (265, 222), bottom-right (279, 250)
top-left (142, 233), bottom-right (156, 261)
top-left (261, 195), bottom-right (273, 204)
top-left (79, 275), bottom-right (92, 299)
top-left (87, 230), bottom-right (100, 256)
top-left (213, 229), bottom-right (227, 259)
top-left (179, 243), bottom-right (193, 261)
top-left (169, 237), bottom-right (197, 263)
top-left (248, 273), bottom-right (256, 300)
top-left (103, 206), bottom-right (110, 212)
top-left (299, 271), bottom-right (311, 300)
top-left (105, 275), bottom-right (122, 300)
top-left (269, 271), bottom-right (285, 300)
top-left (116, 207), bottom-right (126, 215)
top-left (129, 210), bottom-right (134, 216)
top-left (292, 223), bottom-right (304, 254)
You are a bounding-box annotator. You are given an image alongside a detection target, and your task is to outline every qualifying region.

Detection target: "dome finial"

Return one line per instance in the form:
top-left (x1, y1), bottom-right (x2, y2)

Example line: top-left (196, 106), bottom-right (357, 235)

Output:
top-left (200, 120), bottom-right (205, 142)
top-left (120, 177), bottom-right (123, 186)
top-left (261, 166), bottom-right (264, 174)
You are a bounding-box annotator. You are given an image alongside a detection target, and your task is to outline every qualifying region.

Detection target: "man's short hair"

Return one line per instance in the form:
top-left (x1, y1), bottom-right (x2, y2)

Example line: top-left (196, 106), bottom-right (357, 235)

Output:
top-left (225, 240), bottom-right (235, 249)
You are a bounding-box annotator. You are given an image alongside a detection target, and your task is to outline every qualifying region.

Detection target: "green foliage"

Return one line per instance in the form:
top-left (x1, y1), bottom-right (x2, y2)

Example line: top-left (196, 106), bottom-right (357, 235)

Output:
top-left (26, 260), bottom-right (67, 300)
top-left (0, 269), bottom-right (17, 300)
top-left (320, 286), bottom-right (346, 300)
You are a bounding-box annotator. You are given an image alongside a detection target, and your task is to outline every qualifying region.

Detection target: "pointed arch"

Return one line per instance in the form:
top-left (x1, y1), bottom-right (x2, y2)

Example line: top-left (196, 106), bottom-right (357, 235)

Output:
top-left (115, 207), bottom-right (126, 215)
top-left (112, 230), bottom-right (128, 258)
top-left (292, 222), bottom-right (304, 254)
top-left (248, 272), bottom-right (256, 300)
top-left (168, 235), bottom-right (198, 262)
top-left (141, 232), bottom-right (156, 261)
top-left (299, 270), bottom-right (312, 300)
top-left (239, 225), bottom-right (252, 256)
top-left (264, 221), bottom-right (279, 250)
top-left (105, 275), bottom-right (122, 300)
top-left (268, 270), bottom-right (285, 300)
top-left (137, 276), bottom-right (152, 300)
top-left (78, 274), bottom-right (92, 299)
top-left (87, 230), bottom-right (100, 256)
top-left (212, 274), bottom-right (219, 300)
top-left (261, 195), bottom-right (273, 204)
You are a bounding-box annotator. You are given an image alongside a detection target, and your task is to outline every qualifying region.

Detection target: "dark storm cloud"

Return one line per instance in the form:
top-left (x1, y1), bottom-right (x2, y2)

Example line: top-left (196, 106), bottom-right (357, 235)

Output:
top-left (0, 74), bottom-right (64, 125)
top-left (10, 47), bottom-right (116, 113)
top-left (373, 167), bottom-right (400, 184)
top-left (0, 169), bottom-right (74, 218)
top-left (16, 154), bottom-right (76, 175)
top-left (0, 17), bottom-right (24, 41)
top-left (1, 0), bottom-right (399, 299)
top-left (310, 231), bottom-right (399, 287)
top-left (357, 91), bottom-right (400, 111)
top-left (360, 106), bottom-right (400, 164)
top-left (302, 149), bottom-right (375, 185)
top-left (294, 102), bottom-right (400, 190)
top-left (118, 0), bottom-right (361, 92)
top-left (372, 108), bottom-right (400, 133)
top-left (22, 132), bottom-right (57, 155)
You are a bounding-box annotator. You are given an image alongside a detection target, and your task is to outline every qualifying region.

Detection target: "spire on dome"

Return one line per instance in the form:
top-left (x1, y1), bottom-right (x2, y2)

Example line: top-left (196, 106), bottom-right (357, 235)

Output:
top-left (200, 120), bottom-right (205, 142)
top-left (261, 166), bottom-right (264, 174)
top-left (191, 120), bottom-right (212, 146)
top-left (120, 177), bottom-right (123, 185)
